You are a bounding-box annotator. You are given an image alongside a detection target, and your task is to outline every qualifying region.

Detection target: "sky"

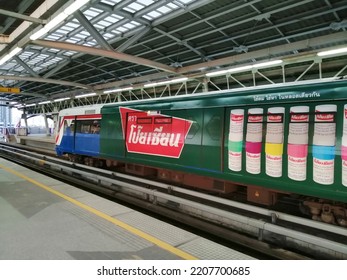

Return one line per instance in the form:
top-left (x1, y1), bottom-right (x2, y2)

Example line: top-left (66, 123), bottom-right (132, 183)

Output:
top-left (11, 107), bottom-right (54, 127)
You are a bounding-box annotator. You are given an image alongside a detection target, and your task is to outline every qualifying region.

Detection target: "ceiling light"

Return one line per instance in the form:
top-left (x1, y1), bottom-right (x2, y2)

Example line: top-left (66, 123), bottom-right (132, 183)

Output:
top-left (253, 59), bottom-right (283, 68)
top-left (30, 12), bottom-right (69, 40)
top-left (104, 87), bottom-right (133, 94)
top-left (317, 47), bottom-right (347, 57)
top-left (206, 60), bottom-right (283, 77)
top-left (206, 69), bottom-right (229, 77)
top-left (54, 97), bottom-right (70, 102)
top-left (30, 0), bottom-right (91, 41)
top-left (228, 65), bottom-right (253, 73)
top-left (64, 0), bottom-right (90, 15)
top-left (144, 77), bottom-right (188, 87)
top-left (30, 28), bottom-right (47, 41)
top-left (38, 101), bottom-right (51, 105)
top-left (75, 92), bottom-right (96, 98)
top-left (0, 47), bottom-right (22, 65)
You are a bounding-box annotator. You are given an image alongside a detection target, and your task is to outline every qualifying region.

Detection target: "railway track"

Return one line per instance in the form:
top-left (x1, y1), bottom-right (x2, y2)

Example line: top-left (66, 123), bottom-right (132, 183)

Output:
top-left (1, 143), bottom-right (346, 259)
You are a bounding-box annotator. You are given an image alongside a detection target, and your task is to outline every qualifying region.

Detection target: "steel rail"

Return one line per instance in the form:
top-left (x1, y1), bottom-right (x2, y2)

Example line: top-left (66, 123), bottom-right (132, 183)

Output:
top-left (1, 144), bottom-right (346, 259)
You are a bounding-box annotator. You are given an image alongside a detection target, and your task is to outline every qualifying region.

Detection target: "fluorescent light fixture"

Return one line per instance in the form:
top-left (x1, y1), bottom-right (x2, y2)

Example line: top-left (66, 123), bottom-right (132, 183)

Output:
top-left (64, 0), bottom-right (90, 15)
top-left (54, 97), bottom-right (70, 102)
top-left (206, 65), bottom-right (253, 77)
top-left (25, 103), bottom-right (36, 107)
top-left (104, 87), bottom-right (133, 94)
top-left (44, 12), bottom-right (69, 31)
top-left (75, 92), bottom-right (96, 98)
top-left (206, 59), bottom-right (283, 77)
top-left (8, 47), bottom-right (22, 57)
top-left (38, 101), bottom-right (51, 105)
top-left (253, 59), bottom-right (283, 68)
top-left (0, 47), bottom-right (22, 65)
top-left (317, 47), bottom-right (347, 57)
top-left (206, 69), bottom-right (229, 77)
top-left (144, 77), bottom-right (188, 87)
top-left (30, 12), bottom-right (68, 40)
top-left (30, 0), bottom-right (91, 41)
top-left (228, 65), bottom-right (253, 73)
top-left (252, 59), bottom-right (283, 68)
top-left (30, 28), bottom-right (47, 40)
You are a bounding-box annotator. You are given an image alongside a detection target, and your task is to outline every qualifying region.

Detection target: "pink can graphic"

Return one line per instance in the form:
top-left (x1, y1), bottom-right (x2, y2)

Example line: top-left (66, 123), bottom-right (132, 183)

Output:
top-left (342, 105), bottom-right (347, 187)
top-left (287, 106), bottom-right (309, 181)
top-left (246, 108), bottom-right (263, 174)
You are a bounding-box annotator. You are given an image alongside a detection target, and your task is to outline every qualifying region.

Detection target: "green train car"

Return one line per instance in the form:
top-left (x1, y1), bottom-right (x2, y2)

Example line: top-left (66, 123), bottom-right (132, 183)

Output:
top-left (56, 78), bottom-right (347, 226)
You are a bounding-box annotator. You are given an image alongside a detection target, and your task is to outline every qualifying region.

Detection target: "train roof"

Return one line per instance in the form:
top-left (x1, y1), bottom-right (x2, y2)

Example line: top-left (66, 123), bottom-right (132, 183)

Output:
top-left (58, 104), bottom-right (104, 117)
top-left (102, 77), bottom-right (347, 109)
top-left (58, 78), bottom-right (347, 116)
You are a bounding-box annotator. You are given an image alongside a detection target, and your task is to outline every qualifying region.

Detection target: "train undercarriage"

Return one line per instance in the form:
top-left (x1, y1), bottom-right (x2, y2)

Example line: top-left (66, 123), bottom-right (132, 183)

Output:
top-left (67, 153), bottom-right (347, 228)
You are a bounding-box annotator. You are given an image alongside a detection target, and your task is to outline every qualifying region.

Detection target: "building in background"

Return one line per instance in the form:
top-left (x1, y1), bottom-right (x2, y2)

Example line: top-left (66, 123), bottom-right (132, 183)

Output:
top-left (0, 102), bottom-right (12, 126)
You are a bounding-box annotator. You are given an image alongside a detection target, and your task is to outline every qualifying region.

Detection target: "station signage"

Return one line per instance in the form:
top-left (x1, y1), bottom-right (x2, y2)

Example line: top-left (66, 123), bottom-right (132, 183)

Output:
top-left (0, 87), bottom-right (20, 93)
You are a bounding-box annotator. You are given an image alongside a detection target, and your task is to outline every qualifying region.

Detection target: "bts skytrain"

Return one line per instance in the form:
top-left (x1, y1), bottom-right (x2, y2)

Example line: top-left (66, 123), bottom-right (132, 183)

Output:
top-left (56, 78), bottom-right (347, 226)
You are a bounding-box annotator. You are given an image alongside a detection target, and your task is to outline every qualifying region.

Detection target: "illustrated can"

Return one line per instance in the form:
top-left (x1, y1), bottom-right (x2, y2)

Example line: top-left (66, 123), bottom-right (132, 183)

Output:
top-left (265, 107), bottom-right (284, 177)
top-left (228, 109), bottom-right (244, 171)
top-left (312, 104), bottom-right (336, 185)
top-left (287, 106), bottom-right (309, 181)
top-left (313, 104), bottom-right (337, 146)
top-left (246, 108), bottom-right (263, 174)
top-left (342, 105), bottom-right (347, 186)
top-left (312, 145), bottom-right (335, 185)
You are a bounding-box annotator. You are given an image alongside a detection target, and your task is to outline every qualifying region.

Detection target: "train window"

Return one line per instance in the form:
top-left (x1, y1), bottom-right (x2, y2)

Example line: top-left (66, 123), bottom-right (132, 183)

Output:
top-left (91, 120), bottom-right (100, 134)
top-left (76, 120), bottom-right (101, 134)
top-left (63, 120), bottom-right (75, 134)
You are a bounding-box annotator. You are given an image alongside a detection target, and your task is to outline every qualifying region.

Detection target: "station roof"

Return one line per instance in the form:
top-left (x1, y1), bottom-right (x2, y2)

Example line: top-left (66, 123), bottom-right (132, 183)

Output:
top-left (0, 0), bottom-right (346, 113)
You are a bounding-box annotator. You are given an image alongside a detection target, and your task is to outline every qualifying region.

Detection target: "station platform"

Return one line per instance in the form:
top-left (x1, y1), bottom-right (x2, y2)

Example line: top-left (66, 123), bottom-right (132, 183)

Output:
top-left (0, 158), bottom-right (254, 260)
top-left (13, 133), bottom-right (55, 151)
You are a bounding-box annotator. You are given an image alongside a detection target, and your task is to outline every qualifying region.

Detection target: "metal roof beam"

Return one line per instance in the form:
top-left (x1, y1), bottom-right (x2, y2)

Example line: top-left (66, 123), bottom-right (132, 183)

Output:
top-left (13, 56), bottom-right (41, 78)
top-left (0, 8), bottom-right (46, 25)
top-left (177, 32), bottom-right (347, 74)
top-left (154, 27), bottom-right (207, 60)
top-left (0, 0), bottom-right (36, 34)
top-left (74, 11), bottom-right (114, 51)
top-left (0, 75), bottom-right (92, 90)
top-left (43, 60), bottom-right (71, 78)
top-left (32, 39), bottom-right (177, 73)
top-left (116, 26), bottom-right (152, 52)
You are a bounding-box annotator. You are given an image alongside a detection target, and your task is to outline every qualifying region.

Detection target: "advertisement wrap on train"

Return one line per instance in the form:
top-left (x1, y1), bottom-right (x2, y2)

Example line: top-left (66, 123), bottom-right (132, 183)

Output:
top-left (55, 79), bottom-right (347, 227)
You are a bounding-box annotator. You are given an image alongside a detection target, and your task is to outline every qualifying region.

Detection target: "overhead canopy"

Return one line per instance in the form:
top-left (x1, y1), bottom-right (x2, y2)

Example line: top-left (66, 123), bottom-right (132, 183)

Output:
top-left (0, 0), bottom-right (346, 112)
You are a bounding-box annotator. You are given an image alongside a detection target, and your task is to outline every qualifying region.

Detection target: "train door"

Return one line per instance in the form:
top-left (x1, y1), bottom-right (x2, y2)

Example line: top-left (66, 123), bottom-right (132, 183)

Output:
top-left (74, 118), bottom-right (101, 156)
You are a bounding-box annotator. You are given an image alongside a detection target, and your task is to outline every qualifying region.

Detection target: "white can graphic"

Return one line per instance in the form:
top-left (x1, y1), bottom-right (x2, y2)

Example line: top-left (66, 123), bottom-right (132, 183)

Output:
top-left (313, 104), bottom-right (337, 146)
top-left (266, 107), bottom-right (284, 144)
top-left (288, 106), bottom-right (309, 181)
top-left (312, 104), bottom-right (336, 185)
top-left (228, 109), bottom-right (244, 171)
top-left (265, 107), bottom-right (284, 177)
top-left (246, 108), bottom-right (263, 174)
